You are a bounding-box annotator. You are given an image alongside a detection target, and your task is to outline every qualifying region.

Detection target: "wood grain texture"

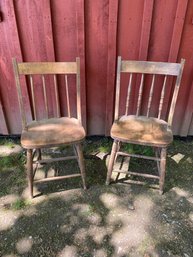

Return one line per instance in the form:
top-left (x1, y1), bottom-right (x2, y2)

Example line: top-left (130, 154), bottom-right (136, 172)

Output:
top-left (14, 0), bottom-right (56, 120)
top-left (14, 58), bottom-right (82, 128)
top-left (76, 0), bottom-right (87, 130)
top-left (114, 57), bottom-right (184, 127)
top-left (121, 61), bottom-right (181, 75)
top-left (1, 0), bottom-right (193, 136)
top-left (105, 0), bottom-right (119, 135)
top-left (0, 0), bottom-right (31, 133)
top-left (18, 62), bottom-right (77, 75)
top-left (85, 0), bottom-right (109, 135)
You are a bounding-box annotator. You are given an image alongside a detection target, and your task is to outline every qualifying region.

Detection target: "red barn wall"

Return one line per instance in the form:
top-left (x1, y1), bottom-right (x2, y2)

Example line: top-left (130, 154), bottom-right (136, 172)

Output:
top-left (0, 0), bottom-right (193, 136)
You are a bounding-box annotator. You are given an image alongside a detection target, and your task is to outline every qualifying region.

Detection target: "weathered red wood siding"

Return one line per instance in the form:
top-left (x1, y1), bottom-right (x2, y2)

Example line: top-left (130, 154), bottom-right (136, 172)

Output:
top-left (0, 0), bottom-right (192, 136)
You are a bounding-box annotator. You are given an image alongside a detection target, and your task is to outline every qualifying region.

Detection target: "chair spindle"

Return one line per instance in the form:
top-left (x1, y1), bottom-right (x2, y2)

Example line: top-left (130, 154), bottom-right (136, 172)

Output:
top-left (54, 75), bottom-right (60, 118)
top-left (158, 75), bottom-right (167, 119)
top-left (125, 73), bottom-right (133, 116)
top-left (29, 75), bottom-right (37, 120)
top-left (42, 75), bottom-right (48, 118)
top-left (65, 75), bottom-right (71, 117)
top-left (136, 73), bottom-right (144, 116)
top-left (147, 74), bottom-right (155, 117)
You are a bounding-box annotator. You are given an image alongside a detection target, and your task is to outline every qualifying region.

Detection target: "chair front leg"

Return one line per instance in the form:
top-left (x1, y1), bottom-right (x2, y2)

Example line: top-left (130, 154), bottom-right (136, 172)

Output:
top-left (27, 149), bottom-right (33, 198)
top-left (75, 143), bottom-right (87, 190)
top-left (159, 147), bottom-right (167, 194)
top-left (106, 140), bottom-right (120, 185)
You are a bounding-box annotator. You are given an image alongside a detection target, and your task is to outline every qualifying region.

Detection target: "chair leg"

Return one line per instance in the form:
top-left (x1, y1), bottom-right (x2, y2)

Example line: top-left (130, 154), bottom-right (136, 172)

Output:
top-left (37, 149), bottom-right (42, 161)
top-left (106, 140), bottom-right (119, 185)
top-left (27, 149), bottom-right (33, 199)
top-left (75, 144), bottom-right (87, 190)
top-left (159, 147), bottom-right (167, 194)
top-left (73, 145), bottom-right (79, 164)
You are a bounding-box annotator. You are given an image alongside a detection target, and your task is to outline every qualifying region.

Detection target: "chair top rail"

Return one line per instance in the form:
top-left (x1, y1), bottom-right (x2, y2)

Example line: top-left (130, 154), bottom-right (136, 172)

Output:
top-left (121, 60), bottom-right (181, 76)
top-left (18, 62), bottom-right (78, 75)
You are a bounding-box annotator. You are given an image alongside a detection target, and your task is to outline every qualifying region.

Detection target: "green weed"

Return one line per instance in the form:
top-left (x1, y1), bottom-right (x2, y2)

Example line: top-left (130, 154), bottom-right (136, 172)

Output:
top-left (0, 139), bottom-right (16, 148)
top-left (11, 199), bottom-right (30, 210)
top-left (123, 144), bottom-right (154, 156)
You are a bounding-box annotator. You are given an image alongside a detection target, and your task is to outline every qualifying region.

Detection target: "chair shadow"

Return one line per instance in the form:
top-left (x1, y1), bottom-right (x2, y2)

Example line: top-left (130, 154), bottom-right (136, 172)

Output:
top-left (33, 151), bottom-right (108, 197)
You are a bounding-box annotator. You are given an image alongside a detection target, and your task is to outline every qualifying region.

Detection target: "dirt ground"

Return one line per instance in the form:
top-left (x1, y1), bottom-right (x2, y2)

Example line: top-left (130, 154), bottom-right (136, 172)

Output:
top-left (0, 136), bottom-right (193, 257)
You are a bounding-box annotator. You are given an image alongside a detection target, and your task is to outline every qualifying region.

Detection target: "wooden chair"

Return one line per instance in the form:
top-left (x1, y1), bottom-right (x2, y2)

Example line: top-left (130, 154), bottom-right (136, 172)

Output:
top-left (106, 56), bottom-right (185, 194)
top-left (13, 58), bottom-right (86, 198)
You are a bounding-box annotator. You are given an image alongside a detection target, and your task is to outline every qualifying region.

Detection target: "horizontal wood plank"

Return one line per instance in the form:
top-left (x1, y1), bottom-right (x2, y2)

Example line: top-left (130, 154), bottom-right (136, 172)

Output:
top-left (18, 62), bottom-right (77, 74)
top-left (35, 156), bottom-right (77, 164)
top-left (117, 151), bottom-right (161, 161)
top-left (34, 173), bottom-right (81, 183)
top-left (113, 169), bottom-right (160, 179)
top-left (121, 60), bottom-right (181, 75)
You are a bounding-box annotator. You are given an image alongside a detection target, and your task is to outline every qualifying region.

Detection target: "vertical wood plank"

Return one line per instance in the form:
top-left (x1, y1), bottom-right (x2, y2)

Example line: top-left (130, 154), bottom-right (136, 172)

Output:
top-left (105, 0), bottom-right (119, 135)
top-left (180, 80), bottom-right (193, 136)
top-left (0, 0), bottom-right (192, 136)
top-left (138, 0), bottom-right (154, 61)
top-left (0, 0), bottom-right (31, 134)
top-left (170, 0), bottom-right (192, 135)
top-left (161, 0), bottom-right (188, 130)
top-left (14, 0), bottom-right (56, 120)
top-left (85, 0), bottom-right (109, 135)
top-left (14, 0), bottom-right (55, 61)
top-left (76, 0), bottom-right (86, 129)
top-left (132, 0), bottom-right (154, 114)
top-left (176, 0), bottom-right (193, 136)
top-left (0, 101), bottom-right (8, 134)
top-left (51, 0), bottom-right (83, 120)
top-left (168, 0), bottom-right (189, 62)
top-left (117, 1), bottom-right (144, 117)
top-left (147, 1), bottom-right (179, 117)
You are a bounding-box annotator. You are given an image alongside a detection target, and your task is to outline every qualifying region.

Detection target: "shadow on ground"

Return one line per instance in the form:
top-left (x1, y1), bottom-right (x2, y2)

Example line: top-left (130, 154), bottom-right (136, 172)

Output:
top-left (0, 137), bottom-right (193, 256)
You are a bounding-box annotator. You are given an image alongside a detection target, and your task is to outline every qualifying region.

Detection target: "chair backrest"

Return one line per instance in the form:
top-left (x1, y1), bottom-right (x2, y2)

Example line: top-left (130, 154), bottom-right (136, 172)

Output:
top-left (13, 58), bottom-right (82, 129)
top-left (114, 56), bottom-right (185, 126)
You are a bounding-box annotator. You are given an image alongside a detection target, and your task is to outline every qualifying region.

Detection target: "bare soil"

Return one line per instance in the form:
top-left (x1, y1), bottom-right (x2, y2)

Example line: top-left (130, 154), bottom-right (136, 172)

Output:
top-left (0, 137), bottom-right (193, 257)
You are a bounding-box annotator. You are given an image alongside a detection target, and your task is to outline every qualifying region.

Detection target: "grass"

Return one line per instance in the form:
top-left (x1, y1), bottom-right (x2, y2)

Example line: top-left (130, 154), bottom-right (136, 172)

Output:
top-left (85, 136), bottom-right (154, 156)
top-left (11, 199), bottom-right (30, 210)
top-left (0, 153), bottom-right (25, 169)
top-left (122, 143), bottom-right (154, 156)
top-left (0, 136), bottom-right (181, 198)
top-left (0, 136), bottom-right (193, 256)
top-left (0, 145), bottom-right (25, 197)
top-left (0, 138), bottom-right (19, 147)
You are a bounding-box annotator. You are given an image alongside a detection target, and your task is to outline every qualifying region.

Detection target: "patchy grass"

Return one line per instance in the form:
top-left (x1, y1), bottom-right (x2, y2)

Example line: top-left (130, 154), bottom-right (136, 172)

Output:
top-left (0, 141), bottom-right (25, 197)
top-left (11, 199), bottom-right (30, 210)
top-left (0, 136), bottom-right (193, 256)
top-left (0, 138), bottom-right (15, 147)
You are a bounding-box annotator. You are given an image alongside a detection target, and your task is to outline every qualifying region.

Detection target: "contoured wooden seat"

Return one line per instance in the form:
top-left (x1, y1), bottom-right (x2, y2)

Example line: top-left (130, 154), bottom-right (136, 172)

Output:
top-left (106, 56), bottom-right (185, 193)
top-left (13, 58), bottom-right (86, 198)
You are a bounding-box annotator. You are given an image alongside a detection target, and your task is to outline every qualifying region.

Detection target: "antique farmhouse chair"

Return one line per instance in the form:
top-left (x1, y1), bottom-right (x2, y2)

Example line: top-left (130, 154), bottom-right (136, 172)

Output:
top-left (13, 58), bottom-right (86, 198)
top-left (106, 56), bottom-right (185, 194)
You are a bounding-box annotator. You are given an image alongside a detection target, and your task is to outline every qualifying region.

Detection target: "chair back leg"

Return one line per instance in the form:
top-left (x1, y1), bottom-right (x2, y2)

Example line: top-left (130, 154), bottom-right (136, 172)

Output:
top-left (106, 140), bottom-right (120, 185)
top-left (27, 149), bottom-right (33, 198)
top-left (159, 147), bottom-right (167, 194)
top-left (75, 144), bottom-right (87, 190)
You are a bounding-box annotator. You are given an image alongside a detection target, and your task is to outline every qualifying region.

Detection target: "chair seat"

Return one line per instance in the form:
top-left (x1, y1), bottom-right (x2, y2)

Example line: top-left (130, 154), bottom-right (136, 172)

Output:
top-left (21, 117), bottom-right (85, 149)
top-left (111, 115), bottom-right (173, 146)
